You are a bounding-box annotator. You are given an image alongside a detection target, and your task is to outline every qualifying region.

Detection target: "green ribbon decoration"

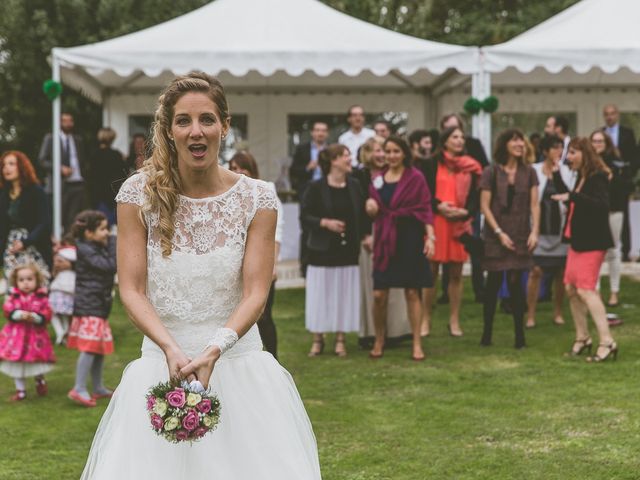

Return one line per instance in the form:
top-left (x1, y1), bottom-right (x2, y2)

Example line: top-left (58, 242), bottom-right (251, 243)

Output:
top-left (463, 95), bottom-right (499, 115)
top-left (43, 79), bottom-right (63, 101)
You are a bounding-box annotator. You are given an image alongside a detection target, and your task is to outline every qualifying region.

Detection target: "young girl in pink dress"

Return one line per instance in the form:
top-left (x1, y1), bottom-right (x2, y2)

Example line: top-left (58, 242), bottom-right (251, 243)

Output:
top-left (0, 263), bottom-right (55, 401)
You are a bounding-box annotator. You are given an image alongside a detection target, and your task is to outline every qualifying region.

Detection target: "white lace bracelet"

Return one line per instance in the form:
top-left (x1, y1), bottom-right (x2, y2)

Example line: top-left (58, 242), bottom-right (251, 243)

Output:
top-left (204, 328), bottom-right (239, 355)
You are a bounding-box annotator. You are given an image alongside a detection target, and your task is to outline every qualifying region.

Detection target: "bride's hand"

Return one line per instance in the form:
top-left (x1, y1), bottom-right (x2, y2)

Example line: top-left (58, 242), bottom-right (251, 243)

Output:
top-left (164, 346), bottom-right (192, 382)
top-left (179, 346), bottom-right (221, 389)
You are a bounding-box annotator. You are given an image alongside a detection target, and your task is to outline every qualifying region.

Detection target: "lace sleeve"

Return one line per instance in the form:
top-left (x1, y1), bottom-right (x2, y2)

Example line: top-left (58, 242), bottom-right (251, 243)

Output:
top-left (246, 179), bottom-right (279, 230)
top-left (115, 173), bottom-right (146, 206)
top-left (255, 180), bottom-right (279, 212)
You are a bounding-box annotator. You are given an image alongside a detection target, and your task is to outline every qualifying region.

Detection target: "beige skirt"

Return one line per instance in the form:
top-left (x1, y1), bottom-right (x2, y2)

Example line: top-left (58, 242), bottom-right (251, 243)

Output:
top-left (358, 245), bottom-right (412, 340)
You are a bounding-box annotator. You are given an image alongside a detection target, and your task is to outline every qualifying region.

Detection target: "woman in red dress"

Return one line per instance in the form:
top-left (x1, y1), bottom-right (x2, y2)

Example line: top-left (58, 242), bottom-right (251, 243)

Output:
top-left (421, 127), bottom-right (482, 337)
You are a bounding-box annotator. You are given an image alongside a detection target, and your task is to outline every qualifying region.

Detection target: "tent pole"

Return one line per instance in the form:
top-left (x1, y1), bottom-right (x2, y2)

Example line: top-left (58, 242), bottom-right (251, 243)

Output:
top-left (52, 50), bottom-right (62, 240)
top-left (474, 49), bottom-right (492, 163)
top-left (481, 68), bottom-right (492, 162)
top-left (471, 70), bottom-right (481, 143)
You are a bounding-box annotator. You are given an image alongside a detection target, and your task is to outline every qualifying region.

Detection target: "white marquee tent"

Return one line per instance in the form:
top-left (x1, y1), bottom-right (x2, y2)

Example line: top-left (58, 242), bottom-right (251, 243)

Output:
top-left (50, 0), bottom-right (481, 238)
top-left (451, 0), bottom-right (640, 154)
top-left (483, 0), bottom-right (640, 74)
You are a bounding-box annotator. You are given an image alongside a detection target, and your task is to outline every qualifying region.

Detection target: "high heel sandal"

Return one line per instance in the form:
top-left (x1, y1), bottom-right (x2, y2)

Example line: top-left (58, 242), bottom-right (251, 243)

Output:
top-left (369, 343), bottom-right (384, 359)
top-left (566, 337), bottom-right (592, 357)
top-left (448, 325), bottom-right (464, 337)
top-left (334, 338), bottom-right (347, 357)
top-left (587, 342), bottom-right (618, 363)
top-left (308, 338), bottom-right (325, 357)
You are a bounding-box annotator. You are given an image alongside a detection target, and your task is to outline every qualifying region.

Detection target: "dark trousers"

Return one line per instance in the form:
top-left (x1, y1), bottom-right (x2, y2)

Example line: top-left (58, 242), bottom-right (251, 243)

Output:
top-left (622, 202), bottom-right (631, 259)
top-left (470, 213), bottom-right (486, 297)
top-left (258, 281), bottom-right (278, 359)
top-left (482, 270), bottom-right (526, 348)
top-left (62, 181), bottom-right (87, 233)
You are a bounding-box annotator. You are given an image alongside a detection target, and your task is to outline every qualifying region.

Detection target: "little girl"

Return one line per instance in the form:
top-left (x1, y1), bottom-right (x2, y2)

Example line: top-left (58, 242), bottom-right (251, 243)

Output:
top-left (49, 236), bottom-right (76, 345)
top-left (0, 263), bottom-right (55, 401)
top-left (66, 210), bottom-right (116, 408)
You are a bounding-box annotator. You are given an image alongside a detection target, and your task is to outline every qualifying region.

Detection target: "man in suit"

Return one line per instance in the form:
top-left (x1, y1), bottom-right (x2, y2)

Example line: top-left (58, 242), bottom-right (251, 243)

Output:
top-left (289, 121), bottom-right (329, 201)
top-left (38, 112), bottom-right (89, 232)
top-left (602, 104), bottom-right (638, 261)
top-left (289, 121), bottom-right (329, 276)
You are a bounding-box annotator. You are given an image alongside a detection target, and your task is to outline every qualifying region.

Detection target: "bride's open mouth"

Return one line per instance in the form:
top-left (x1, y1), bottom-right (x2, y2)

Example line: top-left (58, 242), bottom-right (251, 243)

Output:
top-left (188, 143), bottom-right (208, 158)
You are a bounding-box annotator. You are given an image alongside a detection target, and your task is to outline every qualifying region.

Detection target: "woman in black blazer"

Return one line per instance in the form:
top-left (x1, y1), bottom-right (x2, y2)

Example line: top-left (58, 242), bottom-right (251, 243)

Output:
top-left (300, 144), bottom-right (366, 357)
top-left (0, 151), bottom-right (52, 283)
top-left (552, 137), bottom-right (617, 362)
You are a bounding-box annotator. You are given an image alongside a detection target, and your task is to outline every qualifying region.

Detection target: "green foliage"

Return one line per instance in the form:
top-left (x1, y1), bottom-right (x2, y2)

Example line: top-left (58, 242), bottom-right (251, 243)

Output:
top-left (482, 95), bottom-right (499, 113)
top-left (324, 0), bottom-right (580, 45)
top-left (0, 0), bottom-right (580, 160)
top-left (463, 96), bottom-right (482, 115)
top-left (0, 0), bottom-right (209, 158)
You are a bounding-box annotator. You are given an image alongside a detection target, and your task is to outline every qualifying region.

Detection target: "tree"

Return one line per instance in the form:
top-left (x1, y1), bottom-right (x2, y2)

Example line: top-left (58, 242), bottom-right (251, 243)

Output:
top-left (323, 0), bottom-right (579, 45)
top-left (0, 0), bottom-right (209, 159)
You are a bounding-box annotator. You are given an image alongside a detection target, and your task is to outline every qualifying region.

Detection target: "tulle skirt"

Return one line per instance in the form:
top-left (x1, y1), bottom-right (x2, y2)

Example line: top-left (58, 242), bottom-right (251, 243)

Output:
top-left (80, 347), bottom-right (321, 479)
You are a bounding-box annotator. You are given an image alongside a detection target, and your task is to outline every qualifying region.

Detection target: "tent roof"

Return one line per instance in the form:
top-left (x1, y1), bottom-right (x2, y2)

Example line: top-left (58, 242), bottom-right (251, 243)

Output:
top-left (483, 0), bottom-right (640, 74)
top-left (55, 0), bottom-right (478, 102)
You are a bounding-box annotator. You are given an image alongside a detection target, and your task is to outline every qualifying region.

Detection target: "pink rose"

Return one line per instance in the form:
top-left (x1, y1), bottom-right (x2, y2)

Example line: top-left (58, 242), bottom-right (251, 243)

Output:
top-left (147, 396), bottom-right (157, 411)
top-left (175, 430), bottom-right (189, 442)
top-left (182, 409), bottom-right (200, 431)
top-left (165, 388), bottom-right (186, 408)
top-left (150, 414), bottom-right (164, 430)
top-left (196, 398), bottom-right (212, 414)
top-left (193, 427), bottom-right (208, 438)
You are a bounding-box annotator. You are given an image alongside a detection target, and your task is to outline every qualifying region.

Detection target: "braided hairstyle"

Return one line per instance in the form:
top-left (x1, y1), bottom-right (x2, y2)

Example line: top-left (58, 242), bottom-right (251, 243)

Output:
top-left (142, 71), bottom-right (231, 256)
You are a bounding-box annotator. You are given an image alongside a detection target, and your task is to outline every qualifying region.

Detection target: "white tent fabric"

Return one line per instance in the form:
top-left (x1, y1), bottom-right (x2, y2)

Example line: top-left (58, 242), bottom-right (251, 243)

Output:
top-left (55, 0), bottom-right (479, 102)
top-left (482, 0), bottom-right (640, 74)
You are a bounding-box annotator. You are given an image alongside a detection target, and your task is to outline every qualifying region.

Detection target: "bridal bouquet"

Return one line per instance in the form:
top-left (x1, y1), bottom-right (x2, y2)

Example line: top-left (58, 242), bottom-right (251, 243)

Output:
top-left (146, 379), bottom-right (221, 444)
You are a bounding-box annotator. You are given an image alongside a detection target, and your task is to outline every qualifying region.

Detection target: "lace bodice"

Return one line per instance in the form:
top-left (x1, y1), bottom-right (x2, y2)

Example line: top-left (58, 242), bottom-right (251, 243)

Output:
top-left (115, 173), bottom-right (278, 359)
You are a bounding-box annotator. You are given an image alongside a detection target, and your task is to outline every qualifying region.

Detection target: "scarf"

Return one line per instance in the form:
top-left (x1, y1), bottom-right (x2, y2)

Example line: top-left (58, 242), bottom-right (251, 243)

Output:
top-left (369, 166), bottom-right (433, 272)
top-left (441, 151), bottom-right (482, 238)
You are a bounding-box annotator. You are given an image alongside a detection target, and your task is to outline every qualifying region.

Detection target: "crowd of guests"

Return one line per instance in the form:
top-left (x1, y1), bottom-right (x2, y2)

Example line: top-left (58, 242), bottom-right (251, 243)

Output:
top-left (0, 103), bottom-right (634, 401)
top-left (0, 113), bottom-right (141, 403)
top-left (291, 104), bottom-right (635, 363)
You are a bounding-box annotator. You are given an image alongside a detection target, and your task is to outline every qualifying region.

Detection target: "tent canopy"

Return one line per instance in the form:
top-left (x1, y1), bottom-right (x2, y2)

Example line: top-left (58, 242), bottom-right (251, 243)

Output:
top-left (55, 0), bottom-right (479, 102)
top-left (483, 0), bottom-right (640, 74)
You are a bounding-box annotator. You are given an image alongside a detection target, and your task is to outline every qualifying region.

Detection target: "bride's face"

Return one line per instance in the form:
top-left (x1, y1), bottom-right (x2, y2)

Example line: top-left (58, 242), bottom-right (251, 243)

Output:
top-left (170, 92), bottom-right (228, 172)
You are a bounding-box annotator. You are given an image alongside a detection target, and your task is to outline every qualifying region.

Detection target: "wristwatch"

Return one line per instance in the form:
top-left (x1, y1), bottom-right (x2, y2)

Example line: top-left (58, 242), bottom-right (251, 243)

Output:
top-left (494, 227), bottom-right (503, 235)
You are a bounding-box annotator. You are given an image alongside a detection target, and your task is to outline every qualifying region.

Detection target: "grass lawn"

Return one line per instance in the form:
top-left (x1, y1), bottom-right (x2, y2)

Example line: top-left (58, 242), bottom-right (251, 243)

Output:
top-left (0, 278), bottom-right (639, 479)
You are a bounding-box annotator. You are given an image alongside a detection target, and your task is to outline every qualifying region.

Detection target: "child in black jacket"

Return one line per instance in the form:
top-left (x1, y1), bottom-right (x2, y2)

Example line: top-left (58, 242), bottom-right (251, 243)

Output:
top-left (66, 210), bottom-right (117, 407)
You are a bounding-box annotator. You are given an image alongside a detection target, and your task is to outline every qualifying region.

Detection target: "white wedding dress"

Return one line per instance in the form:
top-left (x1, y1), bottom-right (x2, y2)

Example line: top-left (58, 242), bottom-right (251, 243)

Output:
top-left (81, 173), bottom-right (321, 479)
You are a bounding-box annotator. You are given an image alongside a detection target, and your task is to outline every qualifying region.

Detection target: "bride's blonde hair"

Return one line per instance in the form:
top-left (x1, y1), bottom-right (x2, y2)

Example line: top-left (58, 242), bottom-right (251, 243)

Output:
top-left (142, 72), bottom-right (230, 257)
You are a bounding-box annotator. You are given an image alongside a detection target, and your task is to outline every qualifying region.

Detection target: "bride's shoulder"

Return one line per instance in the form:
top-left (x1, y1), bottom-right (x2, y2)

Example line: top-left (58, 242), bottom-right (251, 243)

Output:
top-left (116, 172), bottom-right (148, 206)
top-left (241, 176), bottom-right (278, 212)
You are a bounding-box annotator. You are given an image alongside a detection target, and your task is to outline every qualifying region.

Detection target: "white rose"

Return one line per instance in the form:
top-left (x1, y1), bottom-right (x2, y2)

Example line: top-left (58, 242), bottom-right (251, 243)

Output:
top-left (186, 393), bottom-right (202, 407)
top-left (373, 175), bottom-right (384, 190)
top-left (153, 399), bottom-right (168, 416)
top-left (164, 416), bottom-right (180, 431)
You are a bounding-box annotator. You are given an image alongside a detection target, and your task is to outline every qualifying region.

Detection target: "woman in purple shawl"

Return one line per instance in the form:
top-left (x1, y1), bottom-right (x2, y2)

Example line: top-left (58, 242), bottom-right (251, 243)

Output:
top-left (366, 136), bottom-right (435, 361)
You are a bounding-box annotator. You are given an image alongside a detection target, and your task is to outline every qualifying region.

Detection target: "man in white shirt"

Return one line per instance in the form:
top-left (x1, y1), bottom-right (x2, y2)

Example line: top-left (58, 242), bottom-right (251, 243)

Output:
top-left (338, 105), bottom-right (375, 166)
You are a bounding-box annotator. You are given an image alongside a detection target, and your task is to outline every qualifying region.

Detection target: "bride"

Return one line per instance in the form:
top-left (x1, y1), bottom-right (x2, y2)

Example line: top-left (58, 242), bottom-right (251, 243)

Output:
top-left (80, 72), bottom-right (321, 479)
